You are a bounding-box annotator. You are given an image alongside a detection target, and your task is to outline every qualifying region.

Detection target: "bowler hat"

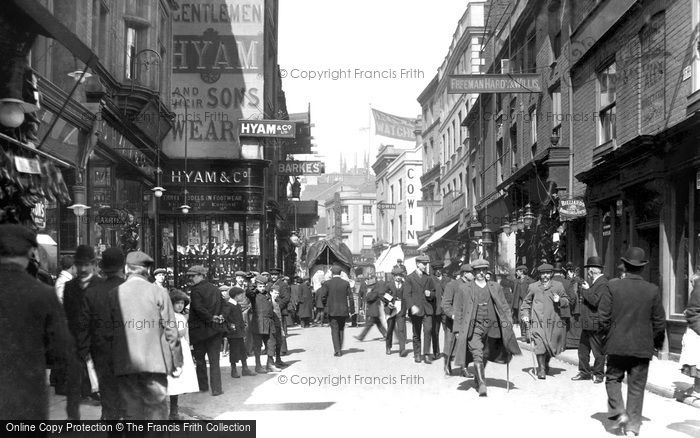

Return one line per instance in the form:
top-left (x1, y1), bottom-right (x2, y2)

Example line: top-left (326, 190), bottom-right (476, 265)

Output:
top-left (74, 245), bottom-right (96, 264)
top-left (553, 262), bottom-right (565, 273)
top-left (537, 263), bottom-right (554, 272)
top-left (125, 251), bottom-right (154, 267)
top-left (415, 255), bottom-right (430, 264)
top-left (186, 265), bottom-right (208, 276)
top-left (621, 247), bottom-right (648, 267)
top-left (153, 268), bottom-right (167, 275)
top-left (245, 272), bottom-right (255, 279)
top-left (330, 265), bottom-right (342, 275)
top-left (269, 267), bottom-right (282, 274)
top-left (99, 247), bottom-right (125, 273)
top-left (391, 266), bottom-right (405, 276)
top-left (0, 224), bottom-right (38, 257)
top-left (170, 289), bottom-right (190, 306)
top-left (460, 263), bottom-right (473, 272)
top-left (471, 259), bottom-right (489, 270)
top-left (583, 256), bottom-right (604, 269)
top-left (430, 261), bottom-right (444, 269)
top-left (515, 264), bottom-right (528, 272)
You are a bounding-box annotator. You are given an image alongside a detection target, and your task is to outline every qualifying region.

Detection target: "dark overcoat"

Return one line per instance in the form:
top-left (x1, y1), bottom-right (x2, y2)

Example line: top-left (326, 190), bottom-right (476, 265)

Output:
top-left (274, 278), bottom-right (291, 316)
top-left (511, 275), bottom-right (535, 310)
top-left (431, 275), bottom-right (451, 316)
top-left (453, 280), bottom-right (521, 366)
top-left (188, 280), bottom-right (224, 344)
top-left (364, 283), bottom-right (382, 318)
top-left (248, 290), bottom-right (276, 335)
top-left (78, 275), bottom-right (125, 358)
top-left (440, 278), bottom-right (465, 318)
top-left (297, 283), bottom-right (314, 319)
top-left (404, 271), bottom-right (435, 317)
top-left (383, 280), bottom-right (407, 317)
top-left (599, 274), bottom-right (666, 359)
top-left (319, 276), bottom-right (355, 317)
top-left (552, 275), bottom-right (573, 318)
top-left (0, 264), bottom-right (79, 419)
top-left (579, 275), bottom-right (609, 332)
top-left (222, 301), bottom-right (246, 339)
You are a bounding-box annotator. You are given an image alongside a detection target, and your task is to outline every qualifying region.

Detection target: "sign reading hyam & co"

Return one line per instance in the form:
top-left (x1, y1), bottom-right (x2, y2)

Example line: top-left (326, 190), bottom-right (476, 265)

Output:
top-left (448, 74), bottom-right (542, 94)
top-left (277, 161), bottom-right (325, 176)
top-left (559, 198), bottom-right (587, 221)
top-left (239, 120), bottom-right (296, 138)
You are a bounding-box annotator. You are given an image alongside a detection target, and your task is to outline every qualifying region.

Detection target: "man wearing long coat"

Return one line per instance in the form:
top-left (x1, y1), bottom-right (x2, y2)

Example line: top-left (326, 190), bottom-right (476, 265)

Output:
top-left (511, 265), bottom-right (534, 341)
top-left (354, 276), bottom-right (387, 341)
top-left (318, 265), bottom-right (355, 356)
top-left (453, 259), bottom-right (520, 396)
top-left (383, 267), bottom-right (408, 356)
top-left (404, 255), bottom-right (436, 364)
top-left (440, 263), bottom-right (473, 376)
top-left (297, 278), bottom-right (314, 326)
top-left (430, 261), bottom-right (450, 361)
top-left (521, 263), bottom-right (570, 379)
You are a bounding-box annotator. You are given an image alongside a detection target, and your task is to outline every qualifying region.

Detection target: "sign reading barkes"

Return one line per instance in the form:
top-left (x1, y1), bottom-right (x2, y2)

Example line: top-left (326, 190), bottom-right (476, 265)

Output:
top-left (448, 74), bottom-right (542, 94)
top-left (166, 0), bottom-right (264, 160)
top-left (239, 120), bottom-right (296, 138)
top-left (278, 161), bottom-right (325, 176)
top-left (559, 198), bottom-right (587, 221)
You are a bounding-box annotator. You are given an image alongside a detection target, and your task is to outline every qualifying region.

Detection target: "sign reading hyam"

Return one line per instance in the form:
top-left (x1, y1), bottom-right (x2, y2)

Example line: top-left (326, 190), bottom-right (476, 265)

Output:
top-left (448, 74), bottom-right (542, 94)
top-left (278, 161), bottom-right (325, 176)
top-left (239, 120), bottom-right (296, 138)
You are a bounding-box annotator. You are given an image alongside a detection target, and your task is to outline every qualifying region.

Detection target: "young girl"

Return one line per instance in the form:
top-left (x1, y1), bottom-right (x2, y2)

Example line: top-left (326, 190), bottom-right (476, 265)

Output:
top-left (168, 289), bottom-right (200, 420)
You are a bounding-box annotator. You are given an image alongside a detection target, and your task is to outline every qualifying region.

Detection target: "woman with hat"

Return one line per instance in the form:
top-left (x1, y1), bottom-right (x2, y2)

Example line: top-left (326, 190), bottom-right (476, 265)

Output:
top-left (167, 289), bottom-right (200, 420)
top-left (520, 263), bottom-right (570, 379)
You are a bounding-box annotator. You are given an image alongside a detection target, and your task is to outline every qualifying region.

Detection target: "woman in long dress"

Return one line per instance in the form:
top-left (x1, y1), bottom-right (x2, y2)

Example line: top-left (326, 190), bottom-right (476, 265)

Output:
top-left (680, 274), bottom-right (700, 407)
top-left (168, 289), bottom-right (200, 420)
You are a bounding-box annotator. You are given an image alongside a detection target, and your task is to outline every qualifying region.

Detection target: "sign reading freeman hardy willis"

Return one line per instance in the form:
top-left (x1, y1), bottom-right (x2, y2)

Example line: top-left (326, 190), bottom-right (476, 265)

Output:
top-left (166, 0), bottom-right (264, 160)
top-left (238, 120), bottom-right (296, 138)
top-left (447, 74), bottom-right (541, 93)
top-left (277, 161), bottom-right (325, 176)
top-left (372, 109), bottom-right (417, 142)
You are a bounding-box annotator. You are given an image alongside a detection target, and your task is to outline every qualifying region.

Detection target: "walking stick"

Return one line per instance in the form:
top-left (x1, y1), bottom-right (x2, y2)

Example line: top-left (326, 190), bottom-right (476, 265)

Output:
top-left (506, 360), bottom-right (510, 392)
top-left (526, 319), bottom-right (538, 380)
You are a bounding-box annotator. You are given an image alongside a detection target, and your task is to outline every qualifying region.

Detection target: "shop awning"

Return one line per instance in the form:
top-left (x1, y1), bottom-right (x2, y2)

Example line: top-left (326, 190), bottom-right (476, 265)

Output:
top-left (417, 220), bottom-right (459, 251)
top-left (374, 244), bottom-right (404, 274)
top-left (403, 256), bottom-right (417, 275)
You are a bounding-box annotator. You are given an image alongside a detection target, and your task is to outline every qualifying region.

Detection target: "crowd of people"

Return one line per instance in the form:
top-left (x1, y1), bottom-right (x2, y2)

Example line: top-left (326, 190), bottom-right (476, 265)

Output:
top-left (1, 221), bottom-right (699, 435)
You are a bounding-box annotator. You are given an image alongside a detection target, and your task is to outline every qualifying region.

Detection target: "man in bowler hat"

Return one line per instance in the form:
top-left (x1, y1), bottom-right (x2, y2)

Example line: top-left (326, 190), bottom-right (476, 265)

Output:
top-left (599, 247), bottom-right (666, 436)
top-left (571, 256), bottom-right (608, 384)
top-left (383, 266), bottom-right (409, 356)
top-left (318, 265), bottom-right (355, 356)
top-left (0, 224), bottom-right (80, 419)
top-left (404, 254), bottom-right (437, 364)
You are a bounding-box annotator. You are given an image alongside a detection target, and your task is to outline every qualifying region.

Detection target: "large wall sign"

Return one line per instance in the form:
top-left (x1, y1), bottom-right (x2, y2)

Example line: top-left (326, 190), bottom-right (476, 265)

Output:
top-left (166, 0), bottom-right (265, 159)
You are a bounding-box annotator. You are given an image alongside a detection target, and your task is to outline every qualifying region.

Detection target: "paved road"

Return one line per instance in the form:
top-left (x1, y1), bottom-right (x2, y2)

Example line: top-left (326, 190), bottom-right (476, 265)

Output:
top-left (179, 324), bottom-right (700, 438)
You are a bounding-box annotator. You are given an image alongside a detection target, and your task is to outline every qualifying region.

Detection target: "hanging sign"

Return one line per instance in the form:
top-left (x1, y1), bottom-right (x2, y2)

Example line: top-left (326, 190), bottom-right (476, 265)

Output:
top-left (559, 198), bottom-right (587, 221)
top-left (448, 74), bottom-right (542, 94)
top-left (278, 161), bottom-right (325, 175)
top-left (15, 156), bottom-right (41, 174)
top-left (238, 120), bottom-right (296, 138)
top-left (377, 202), bottom-right (396, 211)
top-left (31, 202), bottom-right (46, 229)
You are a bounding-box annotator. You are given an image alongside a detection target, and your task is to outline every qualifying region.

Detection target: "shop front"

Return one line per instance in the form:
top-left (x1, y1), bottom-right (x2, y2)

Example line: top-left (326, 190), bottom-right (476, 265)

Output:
top-left (159, 160), bottom-right (268, 286)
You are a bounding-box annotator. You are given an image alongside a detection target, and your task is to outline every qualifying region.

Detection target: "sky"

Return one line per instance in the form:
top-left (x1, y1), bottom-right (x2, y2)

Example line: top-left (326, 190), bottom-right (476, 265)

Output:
top-left (278, 0), bottom-right (472, 173)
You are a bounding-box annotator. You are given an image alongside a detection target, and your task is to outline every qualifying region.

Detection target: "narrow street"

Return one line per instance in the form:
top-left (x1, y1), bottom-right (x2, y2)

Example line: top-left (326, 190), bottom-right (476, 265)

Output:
top-left (175, 324), bottom-right (700, 438)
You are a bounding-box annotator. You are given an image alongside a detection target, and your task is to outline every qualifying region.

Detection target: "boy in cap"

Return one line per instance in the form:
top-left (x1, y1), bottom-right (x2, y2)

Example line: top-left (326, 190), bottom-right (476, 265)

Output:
top-left (153, 268), bottom-right (168, 292)
top-left (248, 275), bottom-right (280, 373)
top-left (223, 288), bottom-right (255, 377)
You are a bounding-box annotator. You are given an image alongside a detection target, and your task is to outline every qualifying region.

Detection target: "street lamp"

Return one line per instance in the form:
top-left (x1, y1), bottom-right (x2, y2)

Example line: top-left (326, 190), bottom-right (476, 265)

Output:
top-left (523, 203), bottom-right (535, 229)
top-left (550, 128), bottom-right (560, 147)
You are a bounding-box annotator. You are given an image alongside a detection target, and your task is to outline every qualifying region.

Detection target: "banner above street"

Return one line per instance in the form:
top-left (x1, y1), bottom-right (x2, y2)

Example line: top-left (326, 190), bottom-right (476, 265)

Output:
top-left (372, 109), bottom-right (417, 141)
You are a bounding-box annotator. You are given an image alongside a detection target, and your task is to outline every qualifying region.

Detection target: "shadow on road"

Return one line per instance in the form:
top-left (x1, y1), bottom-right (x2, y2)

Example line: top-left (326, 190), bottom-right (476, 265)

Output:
top-left (235, 401), bottom-right (335, 411)
top-left (666, 420), bottom-right (700, 437)
top-left (341, 348), bottom-right (365, 355)
top-left (455, 377), bottom-right (518, 392)
top-left (284, 348), bottom-right (306, 355)
top-left (591, 412), bottom-right (652, 436)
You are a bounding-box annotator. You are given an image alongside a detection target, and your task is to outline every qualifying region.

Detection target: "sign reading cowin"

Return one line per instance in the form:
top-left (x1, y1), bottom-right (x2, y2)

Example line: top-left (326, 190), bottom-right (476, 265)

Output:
top-left (166, 0), bottom-right (265, 159)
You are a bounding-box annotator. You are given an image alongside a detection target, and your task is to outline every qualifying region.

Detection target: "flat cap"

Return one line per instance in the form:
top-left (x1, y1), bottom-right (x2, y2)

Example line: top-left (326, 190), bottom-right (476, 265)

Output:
top-left (169, 289), bottom-right (190, 305)
top-left (185, 265), bottom-right (207, 276)
top-left (471, 259), bottom-right (490, 269)
top-left (515, 264), bottom-right (528, 271)
top-left (0, 224), bottom-right (37, 257)
top-left (269, 267), bottom-right (282, 274)
top-left (430, 261), bottom-right (444, 269)
top-left (218, 285), bottom-right (230, 292)
top-left (537, 263), bottom-right (554, 272)
top-left (245, 272), bottom-right (256, 278)
top-left (415, 255), bottom-right (430, 264)
top-left (234, 270), bottom-right (246, 277)
top-left (229, 286), bottom-right (246, 299)
top-left (391, 266), bottom-right (405, 276)
top-left (153, 268), bottom-right (167, 275)
top-left (255, 275), bottom-right (267, 284)
top-left (260, 271), bottom-right (270, 277)
top-left (460, 263), bottom-right (474, 272)
top-left (125, 251), bottom-right (154, 267)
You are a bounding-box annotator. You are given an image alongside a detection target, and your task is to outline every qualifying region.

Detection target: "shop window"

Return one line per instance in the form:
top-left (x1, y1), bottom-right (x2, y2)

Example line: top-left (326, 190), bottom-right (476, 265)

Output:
top-left (362, 235), bottom-right (373, 248)
top-left (341, 205), bottom-right (349, 224)
top-left (529, 105), bottom-right (537, 151)
top-left (125, 25), bottom-right (138, 80)
top-left (598, 63), bottom-right (617, 146)
top-left (496, 139), bottom-right (504, 184)
top-left (551, 86), bottom-right (561, 139)
top-left (362, 205), bottom-right (373, 224)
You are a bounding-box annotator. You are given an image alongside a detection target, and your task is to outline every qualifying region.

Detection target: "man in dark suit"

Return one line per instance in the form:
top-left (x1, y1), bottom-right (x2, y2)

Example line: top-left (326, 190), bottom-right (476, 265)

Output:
top-left (599, 247), bottom-right (666, 436)
top-left (511, 265), bottom-right (535, 342)
top-left (318, 265), bottom-right (354, 356)
top-left (187, 265), bottom-right (225, 396)
top-left (0, 225), bottom-right (80, 420)
top-left (571, 256), bottom-right (608, 384)
top-left (269, 268), bottom-right (290, 354)
top-left (430, 261), bottom-right (449, 361)
top-left (354, 276), bottom-right (387, 341)
top-left (441, 263), bottom-right (473, 376)
top-left (383, 267), bottom-right (408, 356)
top-left (78, 247), bottom-right (126, 420)
top-left (404, 255), bottom-right (436, 364)
top-left (109, 251), bottom-right (182, 420)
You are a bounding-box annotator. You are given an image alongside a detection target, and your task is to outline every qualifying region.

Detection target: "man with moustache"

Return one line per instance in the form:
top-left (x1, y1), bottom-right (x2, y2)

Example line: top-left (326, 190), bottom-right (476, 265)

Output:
top-left (441, 263), bottom-right (474, 377)
top-left (521, 263), bottom-right (570, 379)
top-left (571, 256), bottom-right (608, 384)
top-left (404, 255), bottom-right (437, 364)
top-left (453, 259), bottom-right (520, 396)
top-left (383, 266), bottom-right (409, 357)
top-left (430, 261), bottom-right (449, 362)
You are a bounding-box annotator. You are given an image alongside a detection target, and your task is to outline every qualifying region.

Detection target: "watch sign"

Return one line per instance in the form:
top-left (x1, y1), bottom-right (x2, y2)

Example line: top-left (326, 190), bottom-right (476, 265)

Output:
top-left (278, 161), bottom-right (325, 176)
top-left (238, 120), bottom-right (296, 138)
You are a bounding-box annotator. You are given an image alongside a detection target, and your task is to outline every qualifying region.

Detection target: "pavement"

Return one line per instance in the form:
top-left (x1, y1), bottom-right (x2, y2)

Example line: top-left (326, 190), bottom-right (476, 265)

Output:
top-left (48, 323), bottom-right (700, 438)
